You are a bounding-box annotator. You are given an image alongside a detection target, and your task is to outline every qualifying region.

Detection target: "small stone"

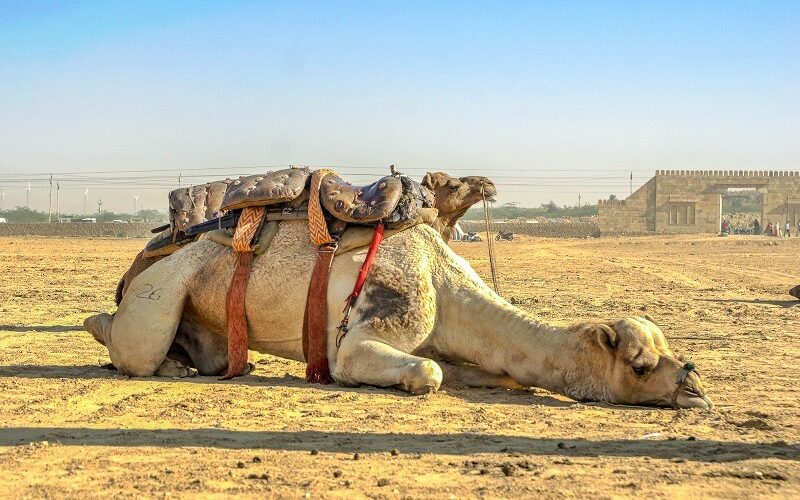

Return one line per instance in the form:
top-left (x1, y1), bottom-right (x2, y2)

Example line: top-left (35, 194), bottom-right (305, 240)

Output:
top-left (500, 464), bottom-right (516, 477)
top-left (333, 470), bottom-right (343, 478)
top-left (390, 449), bottom-right (400, 456)
top-left (353, 453), bottom-right (360, 460)
top-left (252, 456), bottom-right (261, 463)
top-left (236, 461), bottom-right (245, 469)
top-left (479, 468), bottom-right (490, 475)
top-left (557, 442), bottom-right (566, 449)
top-left (310, 449), bottom-right (319, 456)
top-left (687, 436), bottom-right (697, 441)
top-left (377, 478), bottom-right (391, 487)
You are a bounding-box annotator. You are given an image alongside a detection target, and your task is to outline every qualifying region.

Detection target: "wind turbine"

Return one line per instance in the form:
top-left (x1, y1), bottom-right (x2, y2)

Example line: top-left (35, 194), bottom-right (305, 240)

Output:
top-left (84, 187), bottom-right (89, 214)
top-left (1, 187), bottom-right (5, 211)
top-left (26, 182), bottom-right (31, 208)
top-left (133, 194), bottom-right (140, 214)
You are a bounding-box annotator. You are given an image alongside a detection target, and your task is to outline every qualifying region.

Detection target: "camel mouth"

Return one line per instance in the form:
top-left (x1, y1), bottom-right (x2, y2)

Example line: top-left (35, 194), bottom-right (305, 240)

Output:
top-left (674, 390), bottom-right (714, 410)
top-left (483, 195), bottom-right (497, 203)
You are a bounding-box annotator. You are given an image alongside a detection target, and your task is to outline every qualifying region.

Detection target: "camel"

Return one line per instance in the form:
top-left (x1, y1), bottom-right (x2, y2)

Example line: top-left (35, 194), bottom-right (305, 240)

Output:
top-left (85, 220), bottom-right (713, 409)
top-left (421, 172), bottom-right (497, 242)
top-left (114, 172), bottom-right (495, 305)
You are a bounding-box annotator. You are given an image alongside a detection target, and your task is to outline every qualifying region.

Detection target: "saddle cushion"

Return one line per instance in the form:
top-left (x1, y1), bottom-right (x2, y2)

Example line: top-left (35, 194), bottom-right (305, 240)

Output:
top-left (169, 181), bottom-right (231, 233)
top-left (220, 167), bottom-right (312, 212)
top-left (319, 174), bottom-right (403, 224)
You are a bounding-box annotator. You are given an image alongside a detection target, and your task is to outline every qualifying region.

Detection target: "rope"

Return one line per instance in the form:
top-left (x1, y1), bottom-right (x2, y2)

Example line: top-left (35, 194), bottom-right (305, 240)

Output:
top-left (308, 168), bottom-right (337, 245)
top-left (482, 190), bottom-right (501, 296)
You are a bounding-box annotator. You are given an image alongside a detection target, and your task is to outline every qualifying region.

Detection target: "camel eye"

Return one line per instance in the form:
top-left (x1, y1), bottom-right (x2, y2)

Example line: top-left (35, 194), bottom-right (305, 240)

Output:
top-left (632, 365), bottom-right (649, 377)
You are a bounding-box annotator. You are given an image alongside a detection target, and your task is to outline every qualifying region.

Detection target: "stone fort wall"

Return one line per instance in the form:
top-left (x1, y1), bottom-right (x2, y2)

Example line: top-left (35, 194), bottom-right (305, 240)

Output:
top-left (599, 170), bottom-right (800, 235)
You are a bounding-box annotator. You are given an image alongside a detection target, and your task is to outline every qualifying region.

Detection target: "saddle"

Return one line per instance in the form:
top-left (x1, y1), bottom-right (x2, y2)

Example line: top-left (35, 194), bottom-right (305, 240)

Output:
top-left (141, 166), bottom-right (435, 382)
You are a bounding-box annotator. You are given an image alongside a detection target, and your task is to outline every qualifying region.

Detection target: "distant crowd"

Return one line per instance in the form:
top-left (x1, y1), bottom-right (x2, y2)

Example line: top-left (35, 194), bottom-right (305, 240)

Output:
top-left (721, 218), bottom-right (798, 237)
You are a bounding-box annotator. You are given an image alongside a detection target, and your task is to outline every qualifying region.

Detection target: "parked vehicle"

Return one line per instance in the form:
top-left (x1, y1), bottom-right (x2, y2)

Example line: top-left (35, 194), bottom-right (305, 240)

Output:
top-left (462, 232), bottom-right (482, 242)
top-left (495, 230), bottom-right (514, 241)
top-left (79, 218), bottom-right (97, 223)
top-left (0, 218), bottom-right (7, 223)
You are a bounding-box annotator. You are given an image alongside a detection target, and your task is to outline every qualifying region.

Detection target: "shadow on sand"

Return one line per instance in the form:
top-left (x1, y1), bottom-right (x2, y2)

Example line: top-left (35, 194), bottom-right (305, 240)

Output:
top-left (0, 364), bottom-right (572, 408)
top-left (0, 325), bottom-right (85, 332)
top-left (699, 298), bottom-right (798, 308)
top-left (0, 426), bottom-right (796, 462)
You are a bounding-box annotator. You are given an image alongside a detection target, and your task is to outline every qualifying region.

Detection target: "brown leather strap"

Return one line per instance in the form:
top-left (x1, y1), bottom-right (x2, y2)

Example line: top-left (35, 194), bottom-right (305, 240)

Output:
top-left (222, 250), bottom-right (255, 379)
top-left (221, 206), bottom-right (266, 380)
top-left (302, 242), bottom-right (337, 383)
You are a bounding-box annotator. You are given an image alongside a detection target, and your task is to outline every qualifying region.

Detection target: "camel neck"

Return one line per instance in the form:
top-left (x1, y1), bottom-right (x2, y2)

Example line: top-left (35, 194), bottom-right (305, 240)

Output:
top-left (434, 263), bottom-right (611, 400)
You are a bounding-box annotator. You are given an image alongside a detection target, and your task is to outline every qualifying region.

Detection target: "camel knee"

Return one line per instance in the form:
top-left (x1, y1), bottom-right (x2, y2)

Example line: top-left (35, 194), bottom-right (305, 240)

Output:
top-left (400, 359), bottom-right (442, 395)
top-left (84, 313), bottom-right (113, 346)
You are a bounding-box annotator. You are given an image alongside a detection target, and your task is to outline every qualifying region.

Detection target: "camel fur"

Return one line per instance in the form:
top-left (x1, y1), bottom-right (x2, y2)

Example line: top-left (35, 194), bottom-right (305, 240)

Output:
top-left (85, 221), bottom-right (712, 409)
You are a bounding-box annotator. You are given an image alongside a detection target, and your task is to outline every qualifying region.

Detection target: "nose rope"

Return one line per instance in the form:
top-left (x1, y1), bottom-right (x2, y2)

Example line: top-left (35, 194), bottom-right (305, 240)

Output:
top-left (670, 361), bottom-right (698, 408)
top-left (481, 186), bottom-right (501, 296)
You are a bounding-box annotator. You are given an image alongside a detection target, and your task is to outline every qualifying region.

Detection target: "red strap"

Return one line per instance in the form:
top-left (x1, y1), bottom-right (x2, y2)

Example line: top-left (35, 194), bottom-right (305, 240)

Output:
top-left (347, 223), bottom-right (384, 304)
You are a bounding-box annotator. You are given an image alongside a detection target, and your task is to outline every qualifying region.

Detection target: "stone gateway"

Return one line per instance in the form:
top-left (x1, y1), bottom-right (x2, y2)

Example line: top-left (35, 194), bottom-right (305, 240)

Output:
top-left (599, 170), bottom-right (800, 235)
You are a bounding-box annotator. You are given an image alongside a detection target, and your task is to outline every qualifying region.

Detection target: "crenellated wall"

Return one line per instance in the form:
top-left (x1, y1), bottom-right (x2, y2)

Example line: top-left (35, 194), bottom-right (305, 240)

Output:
top-left (599, 170), bottom-right (800, 235)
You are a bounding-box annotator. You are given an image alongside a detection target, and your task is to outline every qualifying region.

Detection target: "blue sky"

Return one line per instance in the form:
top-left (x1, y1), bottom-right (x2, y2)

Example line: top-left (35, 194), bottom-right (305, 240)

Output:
top-left (1, 1), bottom-right (798, 212)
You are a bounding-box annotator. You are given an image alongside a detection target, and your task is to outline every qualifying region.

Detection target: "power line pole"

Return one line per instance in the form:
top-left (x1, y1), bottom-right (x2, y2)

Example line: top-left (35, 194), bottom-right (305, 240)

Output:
top-left (578, 193), bottom-right (582, 207)
top-left (97, 198), bottom-right (103, 217)
top-left (56, 182), bottom-right (60, 221)
top-left (178, 173), bottom-right (182, 187)
top-left (630, 171), bottom-right (633, 195)
top-left (48, 174), bottom-right (53, 223)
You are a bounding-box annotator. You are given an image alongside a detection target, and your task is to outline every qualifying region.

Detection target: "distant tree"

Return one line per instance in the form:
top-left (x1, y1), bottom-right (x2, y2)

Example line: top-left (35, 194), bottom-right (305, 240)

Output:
top-left (608, 194), bottom-right (617, 201)
top-left (542, 200), bottom-right (558, 213)
top-left (0, 206), bottom-right (49, 223)
top-left (136, 209), bottom-right (166, 222)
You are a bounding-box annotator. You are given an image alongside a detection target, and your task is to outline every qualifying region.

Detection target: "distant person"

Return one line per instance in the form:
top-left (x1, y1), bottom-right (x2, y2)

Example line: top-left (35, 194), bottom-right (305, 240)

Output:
top-left (765, 222), bottom-right (773, 236)
top-left (753, 219), bottom-right (760, 235)
top-left (785, 221), bottom-right (791, 237)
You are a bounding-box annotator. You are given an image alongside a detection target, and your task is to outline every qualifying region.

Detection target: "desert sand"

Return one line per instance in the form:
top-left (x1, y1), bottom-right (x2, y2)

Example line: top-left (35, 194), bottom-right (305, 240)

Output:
top-left (0, 234), bottom-right (797, 498)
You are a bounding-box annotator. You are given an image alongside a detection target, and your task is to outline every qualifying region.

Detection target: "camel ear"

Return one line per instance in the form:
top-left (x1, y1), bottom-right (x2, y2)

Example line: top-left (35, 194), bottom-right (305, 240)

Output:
top-left (596, 324), bottom-right (618, 352)
top-left (644, 314), bottom-right (655, 324)
top-left (422, 172), bottom-right (449, 189)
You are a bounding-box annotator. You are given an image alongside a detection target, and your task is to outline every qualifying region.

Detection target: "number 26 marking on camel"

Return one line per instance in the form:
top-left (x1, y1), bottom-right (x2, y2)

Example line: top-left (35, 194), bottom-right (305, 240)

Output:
top-left (135, 284), bottom-right (162, 301)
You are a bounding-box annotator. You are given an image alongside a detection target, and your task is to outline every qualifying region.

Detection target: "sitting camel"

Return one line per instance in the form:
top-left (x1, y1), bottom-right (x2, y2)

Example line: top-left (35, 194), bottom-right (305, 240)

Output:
top-left (421, 172), bottom-right (497, 242)
top-left (85, 221), bottom-right (712, 409)
top-left (114, 172), bottom-right (495, 305)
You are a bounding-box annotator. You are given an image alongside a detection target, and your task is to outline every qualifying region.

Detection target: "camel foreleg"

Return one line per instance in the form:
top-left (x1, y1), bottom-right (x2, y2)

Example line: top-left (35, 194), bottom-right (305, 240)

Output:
top-left (438, 361), bottom-right (525, 390)
top-left (332, 338), bottom-right (443, 395)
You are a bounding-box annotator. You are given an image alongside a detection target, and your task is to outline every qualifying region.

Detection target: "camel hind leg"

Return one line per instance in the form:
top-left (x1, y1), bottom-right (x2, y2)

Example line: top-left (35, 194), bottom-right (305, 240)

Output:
top-left (85, 252), bottom-right (201, 377)
top-left (84, 312), bottom-right (195, 378)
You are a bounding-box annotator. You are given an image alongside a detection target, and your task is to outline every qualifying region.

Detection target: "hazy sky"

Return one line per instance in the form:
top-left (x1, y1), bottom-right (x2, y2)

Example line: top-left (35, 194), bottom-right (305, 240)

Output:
top-left (1, 1), bottom-right (798, 213)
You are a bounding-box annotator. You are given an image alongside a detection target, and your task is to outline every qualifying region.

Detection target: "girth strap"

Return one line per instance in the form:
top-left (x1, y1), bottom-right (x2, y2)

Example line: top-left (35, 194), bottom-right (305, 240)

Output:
top-left (302, 242), bottom-right (337, 383)
top-left (221, 206), bottom-right (266, 379)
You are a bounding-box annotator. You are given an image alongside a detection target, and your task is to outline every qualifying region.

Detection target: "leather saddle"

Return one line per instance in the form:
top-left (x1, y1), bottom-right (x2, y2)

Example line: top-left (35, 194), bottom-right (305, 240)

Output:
top-left (143, 166), bottom-right (433, 256)
top-left (318, 173), bottom-right (403, 223)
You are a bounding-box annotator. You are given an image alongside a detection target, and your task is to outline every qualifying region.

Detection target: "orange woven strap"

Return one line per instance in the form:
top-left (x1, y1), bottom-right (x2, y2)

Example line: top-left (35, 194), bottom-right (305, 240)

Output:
top-left (308, 169), bottom-right (337, 246)
top-left (232, 206), bottom-right (266, 252)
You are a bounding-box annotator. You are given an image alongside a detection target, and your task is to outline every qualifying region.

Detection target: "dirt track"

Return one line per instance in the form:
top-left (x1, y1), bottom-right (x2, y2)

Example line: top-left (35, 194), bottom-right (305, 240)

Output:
top-left (0, 235), bottom-right (798, 498)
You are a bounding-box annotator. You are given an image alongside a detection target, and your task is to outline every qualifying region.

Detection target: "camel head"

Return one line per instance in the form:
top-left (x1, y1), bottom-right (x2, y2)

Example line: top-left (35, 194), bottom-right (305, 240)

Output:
top-left (422, 172), bottom-right (497, 226)
top-left (578, 316), bottom-right (713, 409)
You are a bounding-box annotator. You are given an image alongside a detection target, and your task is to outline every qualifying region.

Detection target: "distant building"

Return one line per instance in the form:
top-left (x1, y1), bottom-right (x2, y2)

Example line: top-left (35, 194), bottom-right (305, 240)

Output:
top-left (599, 170), bottom-right (800, 234)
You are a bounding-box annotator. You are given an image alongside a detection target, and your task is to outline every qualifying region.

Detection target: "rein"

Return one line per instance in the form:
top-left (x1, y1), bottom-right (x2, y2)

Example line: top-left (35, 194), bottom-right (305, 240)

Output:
top-left (670, 361), bottom-right (698, 408)
top-left (481, 187), bottom-right (501, 296)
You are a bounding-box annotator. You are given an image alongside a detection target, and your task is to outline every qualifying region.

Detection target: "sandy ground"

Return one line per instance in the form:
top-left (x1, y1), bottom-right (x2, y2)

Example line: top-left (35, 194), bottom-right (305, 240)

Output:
top-left (0, 234), bottom-right (798, 498)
